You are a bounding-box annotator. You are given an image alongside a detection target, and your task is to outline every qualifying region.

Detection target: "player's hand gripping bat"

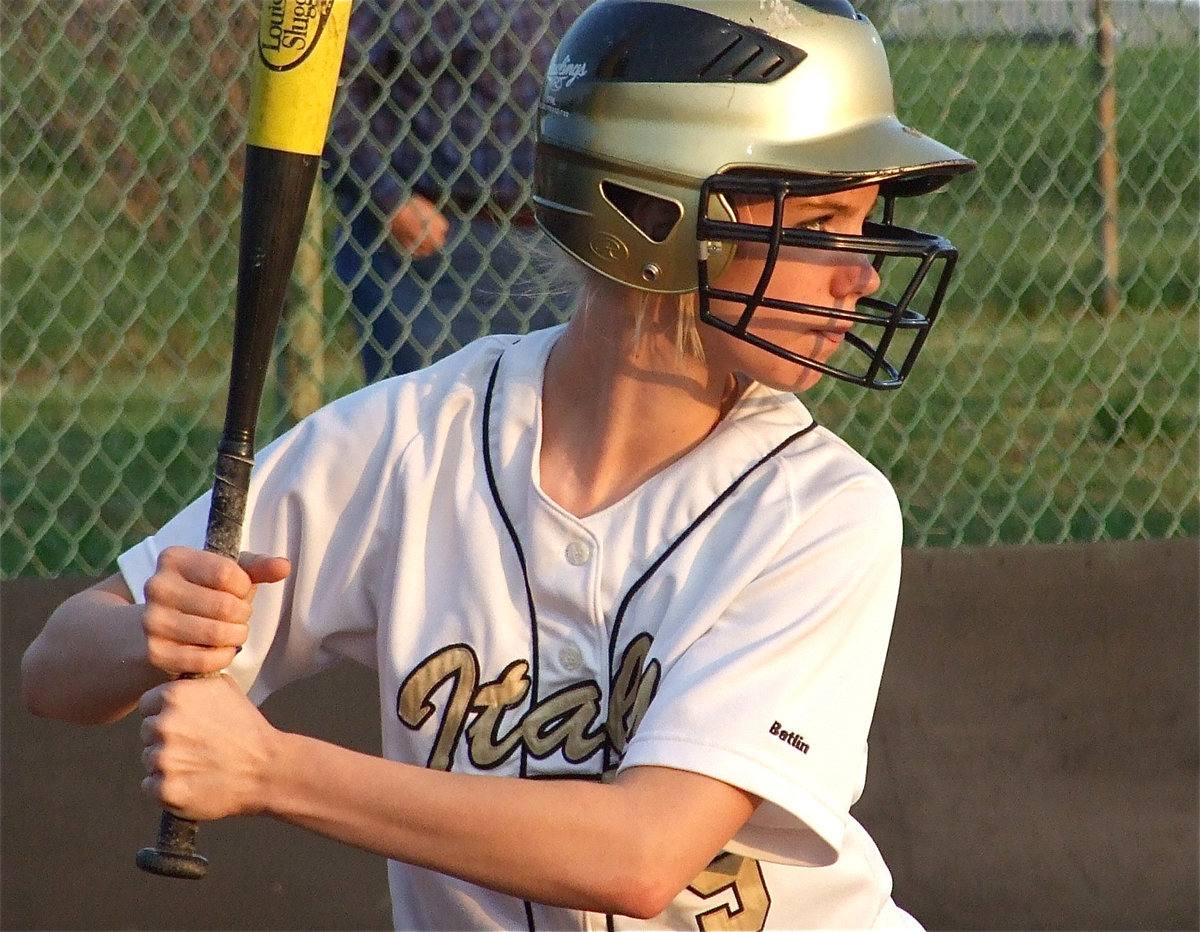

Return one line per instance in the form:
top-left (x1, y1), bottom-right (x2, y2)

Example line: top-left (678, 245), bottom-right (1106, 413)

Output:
top-left (135, 0), bottom-right (350, 880)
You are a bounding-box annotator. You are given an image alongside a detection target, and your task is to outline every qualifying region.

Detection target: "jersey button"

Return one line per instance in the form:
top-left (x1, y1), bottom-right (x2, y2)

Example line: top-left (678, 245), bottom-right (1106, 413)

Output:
top-left (560, 645), bottom-right (584, 671)
top-left (564, 540), bottom-right (592, 566)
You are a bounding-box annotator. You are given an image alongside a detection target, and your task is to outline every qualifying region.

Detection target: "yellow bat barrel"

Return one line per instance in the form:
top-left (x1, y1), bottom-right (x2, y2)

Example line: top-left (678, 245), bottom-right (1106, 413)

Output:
top-left (248, 0), bottom-right (351, 156)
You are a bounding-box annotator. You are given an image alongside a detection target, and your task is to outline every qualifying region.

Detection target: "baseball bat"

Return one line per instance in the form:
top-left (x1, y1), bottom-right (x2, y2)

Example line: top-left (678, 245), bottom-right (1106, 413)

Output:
top-left (136, 0), bottom-right (350, 880)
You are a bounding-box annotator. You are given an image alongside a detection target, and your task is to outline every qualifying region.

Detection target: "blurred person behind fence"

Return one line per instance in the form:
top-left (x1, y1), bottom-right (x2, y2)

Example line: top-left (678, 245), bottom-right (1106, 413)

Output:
top-left (323, 0), bottom-right (586, 382)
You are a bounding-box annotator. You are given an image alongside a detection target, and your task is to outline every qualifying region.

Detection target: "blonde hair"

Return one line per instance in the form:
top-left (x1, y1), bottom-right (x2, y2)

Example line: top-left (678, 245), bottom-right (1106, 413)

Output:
top-left (537, 239), bottom-right (705, 360)
top-left (629, 289), bottom-right (704, 361)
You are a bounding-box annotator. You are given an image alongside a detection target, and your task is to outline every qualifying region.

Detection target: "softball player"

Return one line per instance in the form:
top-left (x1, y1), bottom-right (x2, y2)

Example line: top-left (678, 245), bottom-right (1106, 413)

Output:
top-left (24, 1), bottom-right (974, 928)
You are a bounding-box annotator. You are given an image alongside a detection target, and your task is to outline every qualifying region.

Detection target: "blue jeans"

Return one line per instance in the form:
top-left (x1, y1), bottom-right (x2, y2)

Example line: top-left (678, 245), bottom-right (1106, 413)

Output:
top-left (332, 205), bottom-right (577, 382)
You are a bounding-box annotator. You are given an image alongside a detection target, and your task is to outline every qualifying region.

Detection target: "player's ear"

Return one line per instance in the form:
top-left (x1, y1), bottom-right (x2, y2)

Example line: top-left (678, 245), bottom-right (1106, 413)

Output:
top-left (602, 182), bottom-right (682, 243)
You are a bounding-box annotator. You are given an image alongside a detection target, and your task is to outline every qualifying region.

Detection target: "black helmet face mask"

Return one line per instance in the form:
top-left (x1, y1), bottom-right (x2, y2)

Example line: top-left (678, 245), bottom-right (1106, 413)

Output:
top-left (696, 174), bottom-right (960, 390)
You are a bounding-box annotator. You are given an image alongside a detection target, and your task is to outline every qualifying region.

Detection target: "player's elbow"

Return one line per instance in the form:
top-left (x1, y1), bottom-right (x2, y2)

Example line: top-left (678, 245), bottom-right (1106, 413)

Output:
top-left (20, 648), bottom-right (126, 726)
top-left (22, 668), bottom-right (76, 724)
top-left (20, 671), bottom-right (64, 723)
top-left (596, 876), bottom-right (675, 920)
top-left (20, 647), bottom-right (56, 719)
top-left (612, 879), bottom-right (679, 921)
top-left (597, 845), bottom-right (690, 920)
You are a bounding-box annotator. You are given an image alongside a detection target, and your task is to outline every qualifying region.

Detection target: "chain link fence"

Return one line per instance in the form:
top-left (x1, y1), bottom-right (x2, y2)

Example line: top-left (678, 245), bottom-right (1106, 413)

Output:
top-left (2, 0), bottom-right (1197, 578)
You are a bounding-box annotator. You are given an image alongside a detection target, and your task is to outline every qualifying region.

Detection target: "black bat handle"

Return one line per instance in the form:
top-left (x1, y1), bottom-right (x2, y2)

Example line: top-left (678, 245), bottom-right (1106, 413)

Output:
top-left (134, 146), bottom-right (321, 880)
top-left (136, 441), bottom-right (254, 879)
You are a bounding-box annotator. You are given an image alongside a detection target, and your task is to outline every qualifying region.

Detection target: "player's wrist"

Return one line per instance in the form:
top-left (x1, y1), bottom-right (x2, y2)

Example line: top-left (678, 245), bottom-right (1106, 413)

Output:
top-left (255, 727), bottom-right (313, 820)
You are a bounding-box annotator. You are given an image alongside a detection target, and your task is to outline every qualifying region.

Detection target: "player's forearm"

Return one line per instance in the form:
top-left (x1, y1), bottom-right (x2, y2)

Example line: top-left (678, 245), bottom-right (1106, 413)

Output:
top-left (21, 578), bottom-right (165, 725)
top-left (263, 732), bottom-right (746, 918)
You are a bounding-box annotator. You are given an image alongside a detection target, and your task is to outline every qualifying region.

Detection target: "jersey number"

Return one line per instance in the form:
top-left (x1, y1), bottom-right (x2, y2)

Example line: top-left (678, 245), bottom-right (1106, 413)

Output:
top-left (687, 853), bottom-right (771, 931)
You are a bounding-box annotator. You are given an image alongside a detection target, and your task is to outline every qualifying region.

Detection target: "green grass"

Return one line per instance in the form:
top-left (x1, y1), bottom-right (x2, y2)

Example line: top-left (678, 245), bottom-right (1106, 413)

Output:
top-left (807, 308), bottom-right (1199, 547)
top-left (2, 36), bottom-right (1198, 577)
top-left (890, 39), bottom-right (1199, 213)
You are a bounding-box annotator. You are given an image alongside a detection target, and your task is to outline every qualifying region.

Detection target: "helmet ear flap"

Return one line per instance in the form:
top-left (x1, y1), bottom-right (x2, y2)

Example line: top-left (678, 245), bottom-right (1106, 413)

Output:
top-left (534, 140), bottom-right (712, 293)
top-left (601, 182), bottom-right (681, 244)
top-left (535, 160), bottom-right (741, 293)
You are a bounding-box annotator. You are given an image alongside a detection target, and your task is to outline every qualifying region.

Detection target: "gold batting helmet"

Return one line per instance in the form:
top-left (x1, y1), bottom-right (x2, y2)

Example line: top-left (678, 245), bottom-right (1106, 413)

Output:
top-left (534, 0), bottom-right (976, 388)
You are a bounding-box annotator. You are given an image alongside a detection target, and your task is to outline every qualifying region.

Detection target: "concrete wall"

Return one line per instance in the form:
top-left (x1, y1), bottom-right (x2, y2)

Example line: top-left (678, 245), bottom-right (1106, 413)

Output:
top-left (2, 538), bottom-right (1196, 931)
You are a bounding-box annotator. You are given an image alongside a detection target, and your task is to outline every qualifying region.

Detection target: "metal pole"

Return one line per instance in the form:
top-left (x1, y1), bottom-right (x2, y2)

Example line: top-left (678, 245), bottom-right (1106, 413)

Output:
top-left (1094, 0), bottom-right (1120, 315)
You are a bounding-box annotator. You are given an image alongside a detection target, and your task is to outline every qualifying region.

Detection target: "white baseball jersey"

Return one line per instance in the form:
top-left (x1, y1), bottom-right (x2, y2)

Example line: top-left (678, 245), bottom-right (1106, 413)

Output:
top-left (120, 325), bottom-right (917, 931)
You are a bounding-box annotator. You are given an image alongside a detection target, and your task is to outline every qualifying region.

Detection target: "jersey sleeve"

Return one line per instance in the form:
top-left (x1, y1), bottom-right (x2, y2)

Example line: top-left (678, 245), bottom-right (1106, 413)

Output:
top-left (617, 466), bottom-right (904, 868)
top-left (118, 380), bottom-right (413, 705)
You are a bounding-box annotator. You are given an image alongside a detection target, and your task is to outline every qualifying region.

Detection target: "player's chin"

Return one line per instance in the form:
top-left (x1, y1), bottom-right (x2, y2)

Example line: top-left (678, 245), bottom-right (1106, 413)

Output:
top-left (750, 341), bottom-right (832, 394)
top-left (761, 363), bottom-right (825, 394)
top-left (793, 366), bottom-right (826, 393)
top-left (708, 326), bottom-right (830, 393)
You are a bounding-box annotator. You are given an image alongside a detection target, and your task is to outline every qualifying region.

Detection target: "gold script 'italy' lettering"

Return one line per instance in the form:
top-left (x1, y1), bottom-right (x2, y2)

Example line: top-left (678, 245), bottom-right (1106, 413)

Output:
top-left (396, 635), bottom-right (662, 772)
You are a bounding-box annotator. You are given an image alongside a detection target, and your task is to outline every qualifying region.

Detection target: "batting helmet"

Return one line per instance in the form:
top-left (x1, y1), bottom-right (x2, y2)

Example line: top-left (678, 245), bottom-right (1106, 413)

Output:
top-left (533, 0), bottom-right (976, 388)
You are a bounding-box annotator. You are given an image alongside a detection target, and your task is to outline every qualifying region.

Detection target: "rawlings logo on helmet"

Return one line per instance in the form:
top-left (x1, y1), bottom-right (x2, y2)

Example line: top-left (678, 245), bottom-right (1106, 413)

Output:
top-left (547, 54), bottom-right (589, 93)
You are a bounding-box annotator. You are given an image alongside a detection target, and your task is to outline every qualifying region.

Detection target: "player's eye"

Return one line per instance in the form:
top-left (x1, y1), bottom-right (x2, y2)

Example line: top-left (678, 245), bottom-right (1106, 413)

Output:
top-left (793, 214), bottom-right (831, 233)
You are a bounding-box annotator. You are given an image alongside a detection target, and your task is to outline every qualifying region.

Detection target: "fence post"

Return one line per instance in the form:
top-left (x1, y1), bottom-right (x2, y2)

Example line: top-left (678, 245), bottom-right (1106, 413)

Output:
top-left (1093, 0), bottom-right (1120, 316)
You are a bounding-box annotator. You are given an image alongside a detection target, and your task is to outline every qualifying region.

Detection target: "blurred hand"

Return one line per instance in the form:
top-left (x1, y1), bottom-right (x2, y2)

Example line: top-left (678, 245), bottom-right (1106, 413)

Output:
top-left (390, 193), bottom-right (449, 258)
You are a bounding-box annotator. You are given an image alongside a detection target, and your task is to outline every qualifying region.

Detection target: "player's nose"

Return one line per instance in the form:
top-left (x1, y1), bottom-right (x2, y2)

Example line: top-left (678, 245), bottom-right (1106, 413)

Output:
top-left (831, 254), bottom-right (881, 303)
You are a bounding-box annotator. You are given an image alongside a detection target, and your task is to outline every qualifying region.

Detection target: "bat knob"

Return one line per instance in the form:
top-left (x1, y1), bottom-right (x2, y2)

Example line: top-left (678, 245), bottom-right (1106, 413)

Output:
top-left (136, 811), bottom-right (209, 879)
top-left (136, 845), bottom-right (210, 879)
